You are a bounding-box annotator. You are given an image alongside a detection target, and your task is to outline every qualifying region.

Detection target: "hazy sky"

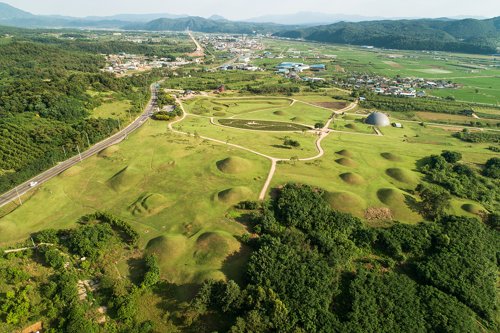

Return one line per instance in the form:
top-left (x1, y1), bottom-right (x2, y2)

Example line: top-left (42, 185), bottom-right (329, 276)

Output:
top-left (5, 0), bottom-right (500, 19)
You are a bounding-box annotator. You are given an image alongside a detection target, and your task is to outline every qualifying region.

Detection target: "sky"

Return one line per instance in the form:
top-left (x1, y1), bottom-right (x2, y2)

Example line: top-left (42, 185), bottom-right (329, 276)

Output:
top-left (5, 0), bottom-right (500, 19)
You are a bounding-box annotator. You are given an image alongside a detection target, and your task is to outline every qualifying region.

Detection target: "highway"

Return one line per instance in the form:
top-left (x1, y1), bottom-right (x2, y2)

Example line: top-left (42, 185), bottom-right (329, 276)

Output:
top-left (0, 82), bottom-right (160, 209)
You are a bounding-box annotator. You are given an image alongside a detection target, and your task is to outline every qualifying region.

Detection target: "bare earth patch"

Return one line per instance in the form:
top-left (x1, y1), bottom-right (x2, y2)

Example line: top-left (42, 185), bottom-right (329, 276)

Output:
top-left (364, 207), bottom-right (393, 221)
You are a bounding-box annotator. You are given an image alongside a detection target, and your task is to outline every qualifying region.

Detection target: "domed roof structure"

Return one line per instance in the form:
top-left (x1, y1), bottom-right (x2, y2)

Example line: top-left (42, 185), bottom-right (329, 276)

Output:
top-left (365, 112), bottom-right (390, 127)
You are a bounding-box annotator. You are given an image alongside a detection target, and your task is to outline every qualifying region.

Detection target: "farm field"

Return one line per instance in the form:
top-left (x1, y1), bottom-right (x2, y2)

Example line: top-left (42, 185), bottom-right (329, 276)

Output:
top-left (91, 99), bottom-right (132, 121)
top-left (261, 38), bottom-right (500, 105)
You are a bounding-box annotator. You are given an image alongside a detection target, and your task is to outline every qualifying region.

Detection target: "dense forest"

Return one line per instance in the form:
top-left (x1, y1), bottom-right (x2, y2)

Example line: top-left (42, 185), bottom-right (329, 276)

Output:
top-left (0, 38), bottom-right (159, 192)
top-left (274, 17), bottom-right (500, 54)
top-left (183, 183), bottom-right (499, 332)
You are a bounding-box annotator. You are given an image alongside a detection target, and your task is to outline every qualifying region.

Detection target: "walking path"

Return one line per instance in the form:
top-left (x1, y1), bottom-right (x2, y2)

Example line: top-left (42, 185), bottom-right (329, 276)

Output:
top-left (170, 98), bottom-right (357, 200)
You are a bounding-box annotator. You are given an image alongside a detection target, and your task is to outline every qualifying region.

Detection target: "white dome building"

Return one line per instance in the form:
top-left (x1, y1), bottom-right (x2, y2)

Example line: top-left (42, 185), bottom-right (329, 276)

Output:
top-left (365, 112), bottom-right (390, 127)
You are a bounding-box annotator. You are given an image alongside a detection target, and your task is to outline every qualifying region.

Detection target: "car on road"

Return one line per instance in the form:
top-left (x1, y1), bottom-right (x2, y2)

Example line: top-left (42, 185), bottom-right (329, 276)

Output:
top-left (29, 181), bottom-right (38, 187)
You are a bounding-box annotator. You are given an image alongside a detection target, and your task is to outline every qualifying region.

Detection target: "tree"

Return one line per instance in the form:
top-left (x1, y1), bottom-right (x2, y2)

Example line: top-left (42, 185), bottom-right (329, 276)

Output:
top-left (483, 157), bottom-right (500, 179)
top-left (416, 183), bottom-right (451, 220)
top-left (314, 122), bottom-right (324, 129)
top-left (141, 254), bottom-right (160, 288)
top-left (44, 248), bottom-right (66, 269)
top-left (0, 286), bottom-right (31, 325)
top-left (440, 150), bottom-right (462, 163)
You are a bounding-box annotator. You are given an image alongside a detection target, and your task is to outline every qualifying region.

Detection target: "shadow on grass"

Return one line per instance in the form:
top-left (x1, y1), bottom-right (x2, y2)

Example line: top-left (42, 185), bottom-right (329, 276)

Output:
top-left (221, 244), bottom-right (252, 285)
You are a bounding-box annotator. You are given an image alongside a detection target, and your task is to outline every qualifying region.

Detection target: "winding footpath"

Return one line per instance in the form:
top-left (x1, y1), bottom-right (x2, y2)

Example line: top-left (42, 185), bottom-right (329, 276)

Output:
top-left (170, 98), bottom-right (357, 200)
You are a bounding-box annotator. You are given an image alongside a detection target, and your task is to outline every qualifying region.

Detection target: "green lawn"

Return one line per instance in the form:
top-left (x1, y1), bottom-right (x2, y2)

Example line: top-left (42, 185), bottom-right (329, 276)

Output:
top-left (0, 120), bottom-right (270, 284)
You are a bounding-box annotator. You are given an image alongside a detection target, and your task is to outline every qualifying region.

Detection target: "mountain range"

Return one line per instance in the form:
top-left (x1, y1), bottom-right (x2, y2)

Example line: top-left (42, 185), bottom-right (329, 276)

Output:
top-left (274, 18), bottom-right (500, 54)
top-left (0, 2), bottom-right (498, 54)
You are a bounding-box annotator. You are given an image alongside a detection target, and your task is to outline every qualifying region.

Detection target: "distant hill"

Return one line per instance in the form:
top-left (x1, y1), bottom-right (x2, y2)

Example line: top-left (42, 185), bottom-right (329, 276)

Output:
top-left (274, 17), bottom-right (500, 54)
top-left (0, 2), bottom-right (32, 20)
top-left (245, 12), bottom-right (388, 25)
top-left (129, 16), bottom-right (292, 34)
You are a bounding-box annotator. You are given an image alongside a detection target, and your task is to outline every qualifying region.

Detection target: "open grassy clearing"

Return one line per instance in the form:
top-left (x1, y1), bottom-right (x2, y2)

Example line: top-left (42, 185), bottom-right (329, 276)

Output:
top-left (0, 119), bottom-right (271, 284)
top-left (234, 101), bottom-right (334, 126)
top-left (183, 97), bottom-right (292, 117)
top-left (270, 121), bottom-right (494, 225)
top-left (218, 118), bottom-right (311, 131)
top-left (174, 115), bottom-right (319, 159)
top-left (91, 99), bottom-right (132, 121)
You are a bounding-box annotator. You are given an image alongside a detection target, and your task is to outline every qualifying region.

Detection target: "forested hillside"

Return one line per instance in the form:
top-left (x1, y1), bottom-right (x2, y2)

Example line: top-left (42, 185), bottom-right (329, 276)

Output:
top-left (128, 16), bottom-right (292, 34)
top-left (274, 17), bottom-right (500, 54)
top-left (0, 36), bottom-right (155, 192)
top-left (184, 184), bottom-right (499, 332)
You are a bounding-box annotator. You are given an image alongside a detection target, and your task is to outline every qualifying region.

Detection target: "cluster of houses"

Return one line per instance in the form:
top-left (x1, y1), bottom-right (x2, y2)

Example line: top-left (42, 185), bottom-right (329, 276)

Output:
top-left (103, 53), bottom-right (191, 76)
top-left (200, 34), bottom-right (264, 54)
top-left (275, 62), bottom-right (327, 74)
top-left (334, 74), bottom-right (460, 98)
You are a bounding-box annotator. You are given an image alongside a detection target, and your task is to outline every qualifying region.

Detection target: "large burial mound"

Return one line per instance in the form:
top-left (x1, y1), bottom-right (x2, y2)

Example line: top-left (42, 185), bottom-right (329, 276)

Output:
top-left (461, 203), bottom-right (484, 215)
top-left (216, 156), bottom-right (252, 174)
top-left (336, 149), bottom-right (353, 158)
top-left (340, 172), bottom-right (365, 185)
top-left (335, 157), bottom-right (357, 167)
top-left (386, 168), bottom-right (418, 185)
top-left (323, 191), bottom-right (366, 217)
top-left (107, 166), bottom-right (142, 191)
top-left (218, 186), bottom-right (253, 204)
top-left (129, 193), bottom-right (172, 216)
top-left (376, 188), bottom-right (420, 222)
top-left (381, 152), bottom-right (403, 162)
top-left (193, 232), bottom-right (239, 265)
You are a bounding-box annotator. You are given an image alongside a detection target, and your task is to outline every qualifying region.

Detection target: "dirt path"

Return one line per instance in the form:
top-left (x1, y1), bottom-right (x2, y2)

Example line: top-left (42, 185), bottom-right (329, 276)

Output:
top-left (171, 100), bottom-right (358, 200)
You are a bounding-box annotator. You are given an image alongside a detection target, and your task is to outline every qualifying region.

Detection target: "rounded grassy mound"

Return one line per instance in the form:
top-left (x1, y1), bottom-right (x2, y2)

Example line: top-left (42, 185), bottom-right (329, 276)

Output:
top-left (145, 235), bottom-right (188, 264)
top-left (129, 193), bottom-right (172, 216)
top-left (386, 168), bottom-right (418, 184)
top-left (377, 188), bottom-right (404, 205)
top-left (323, 191), bottom-right (366, 216)
top-left (340, 172), bottom-right (365, 185)
top-left (291, 116), bottom-right (305, 122)
top-left (60, 165), bottom-right (83, 177)
top-left (218, 186), bottom-right (253, 204)
top-left (381, 152), bottom-right (402, 162)
top-left (213, 111), bottom-right (226, 117)
top-left (335, 157), bottom-right (357, 167)
top-left (216, 156), bottom-right (252, 174)
top-left (107, 166), bottom-right (143, 191)
top-left (194, 232), bottom-right (239, 265)
top-left (98, 145), bottom-right (120, 158)
top-left (273, 110), bottom-right (286, 116)
top-left (336, 149), bottom-right (353, 158)
top-left (461, 203), bottom-right (484, 215)
top-left (345, 123), bottom-right (357, 130)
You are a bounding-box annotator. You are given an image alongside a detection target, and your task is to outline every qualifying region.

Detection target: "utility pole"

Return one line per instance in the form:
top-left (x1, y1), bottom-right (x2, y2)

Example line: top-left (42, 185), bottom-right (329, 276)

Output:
top-left (84, 132), bottom-right (91, 147)
top-left (76, 145), bottom-right (83, 162)
top-left (15, 186), bottom-right (22, 205)
top-left (62, 146), bottom-right (67, 158)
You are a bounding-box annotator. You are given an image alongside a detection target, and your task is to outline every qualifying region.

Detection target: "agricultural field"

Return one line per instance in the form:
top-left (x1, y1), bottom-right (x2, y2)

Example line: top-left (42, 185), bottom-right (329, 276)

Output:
top-left (260, 38), bottom-right (500, 105)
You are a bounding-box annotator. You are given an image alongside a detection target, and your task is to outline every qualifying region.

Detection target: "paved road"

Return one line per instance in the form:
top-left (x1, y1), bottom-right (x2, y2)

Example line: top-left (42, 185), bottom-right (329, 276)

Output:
top-left (0, 83), bottom-right (160, 208)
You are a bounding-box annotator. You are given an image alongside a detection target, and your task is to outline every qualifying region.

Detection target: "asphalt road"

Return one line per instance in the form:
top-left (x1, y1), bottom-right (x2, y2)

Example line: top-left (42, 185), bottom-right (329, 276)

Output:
top-left (0, 82), bottom-right (160, 209)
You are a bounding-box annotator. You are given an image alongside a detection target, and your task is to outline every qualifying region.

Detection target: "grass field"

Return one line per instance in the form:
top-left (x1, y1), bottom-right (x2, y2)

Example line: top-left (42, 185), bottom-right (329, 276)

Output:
top-left (271, 118), bottom-right (495, 225)
top-left (0, 120), bottom-right (270, 284)
top-left (91, 99), bottom-right (132, 121)
top-left (218, 118), bottom-right (311, 131)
